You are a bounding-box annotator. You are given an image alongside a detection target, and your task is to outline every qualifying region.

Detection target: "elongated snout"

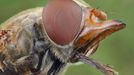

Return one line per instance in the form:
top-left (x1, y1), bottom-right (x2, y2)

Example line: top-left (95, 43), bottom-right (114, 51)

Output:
top-left (74, 20), bottom-right (126, 47)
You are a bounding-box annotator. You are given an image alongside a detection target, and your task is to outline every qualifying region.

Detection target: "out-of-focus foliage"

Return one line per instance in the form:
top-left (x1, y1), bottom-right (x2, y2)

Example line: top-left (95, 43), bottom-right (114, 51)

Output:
top-left (0, 0), bottom-right (133, 75)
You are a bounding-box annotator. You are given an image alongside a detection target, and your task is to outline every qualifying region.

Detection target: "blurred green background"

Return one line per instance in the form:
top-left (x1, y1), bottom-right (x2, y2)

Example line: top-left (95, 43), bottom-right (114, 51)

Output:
top-left (0, 0), bottom-right (133, 75)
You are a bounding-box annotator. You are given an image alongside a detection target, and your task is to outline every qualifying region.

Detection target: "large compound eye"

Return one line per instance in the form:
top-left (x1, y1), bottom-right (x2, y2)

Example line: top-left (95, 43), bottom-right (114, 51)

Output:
top-left (42, 0), bottom-right (82, 46)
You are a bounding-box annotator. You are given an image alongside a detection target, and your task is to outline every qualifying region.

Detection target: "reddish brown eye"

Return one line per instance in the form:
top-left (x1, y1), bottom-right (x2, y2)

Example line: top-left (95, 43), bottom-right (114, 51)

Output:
top-left (42, 0), bottom-right (82, 45)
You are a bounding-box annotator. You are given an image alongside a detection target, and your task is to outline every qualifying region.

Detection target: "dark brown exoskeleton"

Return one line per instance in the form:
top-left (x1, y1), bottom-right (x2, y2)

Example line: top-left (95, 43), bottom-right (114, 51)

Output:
top-left (0, 0), bottom-right (125, 75)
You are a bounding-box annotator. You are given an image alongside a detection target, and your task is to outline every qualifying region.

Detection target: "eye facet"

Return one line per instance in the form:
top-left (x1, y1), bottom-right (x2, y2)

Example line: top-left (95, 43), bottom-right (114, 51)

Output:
top-left (42, 0), bottom-right (82, 46)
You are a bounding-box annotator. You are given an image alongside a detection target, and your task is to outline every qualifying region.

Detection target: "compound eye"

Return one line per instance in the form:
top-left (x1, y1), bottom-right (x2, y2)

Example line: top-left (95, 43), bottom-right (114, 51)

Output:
top-left (42, 0), bottom-right (82, 46)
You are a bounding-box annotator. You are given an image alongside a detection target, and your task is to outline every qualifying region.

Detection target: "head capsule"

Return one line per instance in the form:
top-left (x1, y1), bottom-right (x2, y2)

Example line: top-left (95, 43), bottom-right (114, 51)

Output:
top-left (42, 0), bottom-right (125, 51)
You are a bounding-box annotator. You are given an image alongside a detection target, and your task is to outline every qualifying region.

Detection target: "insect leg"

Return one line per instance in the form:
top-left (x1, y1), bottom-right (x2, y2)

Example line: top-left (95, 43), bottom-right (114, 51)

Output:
top-left (47, 49), bottom-right (66, 75)
top-left (76, 53), bottom-right (118, 75)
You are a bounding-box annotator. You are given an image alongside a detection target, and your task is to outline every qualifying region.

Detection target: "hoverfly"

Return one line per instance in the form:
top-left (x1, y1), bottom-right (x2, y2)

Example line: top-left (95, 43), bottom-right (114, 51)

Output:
top-left (0, 0), bottom-right (125, 75)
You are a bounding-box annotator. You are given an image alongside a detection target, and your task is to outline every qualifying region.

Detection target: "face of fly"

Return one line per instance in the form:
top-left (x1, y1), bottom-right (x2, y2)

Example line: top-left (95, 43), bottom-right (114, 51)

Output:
top-left (42, 1), bottom-right (125, 74)
top-left (67, 7), bottom-right (126, 75)
top-left (73, 8), bottom-right (126, 56)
